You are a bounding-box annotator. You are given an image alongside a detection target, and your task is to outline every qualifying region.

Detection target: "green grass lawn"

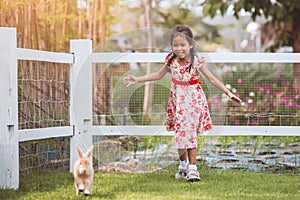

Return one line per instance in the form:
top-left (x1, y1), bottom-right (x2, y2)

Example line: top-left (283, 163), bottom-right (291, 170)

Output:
top-left (1, 166), bottom-right (299, 200)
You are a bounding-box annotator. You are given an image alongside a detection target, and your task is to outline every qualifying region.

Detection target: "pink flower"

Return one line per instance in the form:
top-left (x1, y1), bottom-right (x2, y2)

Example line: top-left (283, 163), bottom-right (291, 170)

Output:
top-left (213, 94), bottom-right (219, 100)
top-left (281, 95), bottom-right (291, 102)
top-left (237, 78), bottom-right (243, 83)
top-left (285, 82), bottom-right (290, 87)
top-left (259, 87), bottom-right (264, 92)
top-left (278, 71), bottom-right (284, 77)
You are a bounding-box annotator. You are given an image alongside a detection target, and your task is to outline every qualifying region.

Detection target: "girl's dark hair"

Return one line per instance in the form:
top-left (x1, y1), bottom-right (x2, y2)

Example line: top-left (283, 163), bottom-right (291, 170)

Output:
top-left (167, 25), bottom-right (196, 73)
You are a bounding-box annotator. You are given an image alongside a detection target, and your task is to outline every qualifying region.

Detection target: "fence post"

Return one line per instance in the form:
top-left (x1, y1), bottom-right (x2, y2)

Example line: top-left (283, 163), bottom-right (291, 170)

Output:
top-left (69, 40), bottom-right (93, 172)
top-left (0, 28), bottom-right (19, 189)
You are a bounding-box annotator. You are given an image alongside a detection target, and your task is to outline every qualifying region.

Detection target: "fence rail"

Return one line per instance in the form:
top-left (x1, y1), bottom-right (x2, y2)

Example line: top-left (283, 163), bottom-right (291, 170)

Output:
top-left (19, 126), bottom-right (74, 142)
top-left (91, 125), bottom-right (300, 137)
top-left (17, 48), bottom-right (74, 63)
top-left (91, 52), bottom-right (300, 63)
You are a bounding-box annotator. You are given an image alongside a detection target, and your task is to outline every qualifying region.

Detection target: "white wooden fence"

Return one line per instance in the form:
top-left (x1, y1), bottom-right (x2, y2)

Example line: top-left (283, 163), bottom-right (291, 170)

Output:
top-left (1, 27), bottom-right (300, 189)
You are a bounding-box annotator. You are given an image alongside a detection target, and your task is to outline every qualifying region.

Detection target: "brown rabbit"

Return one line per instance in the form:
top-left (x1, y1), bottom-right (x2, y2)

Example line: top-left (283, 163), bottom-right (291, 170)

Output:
top-left (72, 144), bottom-right (94, 196)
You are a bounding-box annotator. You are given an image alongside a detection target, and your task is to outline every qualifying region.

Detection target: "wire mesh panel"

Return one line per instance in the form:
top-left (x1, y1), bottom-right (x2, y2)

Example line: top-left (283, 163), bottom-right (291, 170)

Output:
top-left (18, 60), bottom-right (70, 129)
top-left (18, 60), bottom-right (70, 173)
top-left (92, 62), bottom-right (173, 126)
top-left (92, 62), bottom-right (300, 128)
top-left (19, 137), bottom-right (69, 175)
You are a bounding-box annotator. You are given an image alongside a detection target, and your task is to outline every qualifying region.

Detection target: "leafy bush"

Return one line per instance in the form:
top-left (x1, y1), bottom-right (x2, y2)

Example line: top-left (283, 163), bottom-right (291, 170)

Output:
top-left (218, 63), bottom-right (300, 126)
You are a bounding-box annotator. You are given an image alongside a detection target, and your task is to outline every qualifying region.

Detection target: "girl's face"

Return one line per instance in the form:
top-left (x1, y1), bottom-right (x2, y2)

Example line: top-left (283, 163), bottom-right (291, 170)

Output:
top-left (171, 35), bottom-right (193, 60)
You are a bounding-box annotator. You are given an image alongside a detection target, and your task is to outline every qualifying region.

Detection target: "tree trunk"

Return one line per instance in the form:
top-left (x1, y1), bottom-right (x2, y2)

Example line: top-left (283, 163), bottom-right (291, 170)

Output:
top-left (99, 0), bottom-right (106, 48)
top-left (53, 1), bottom-right (58, 51)
top-left (143, 0), bottom-right (154, 119)
top-left (32, 2), bottom-right (39, 49)
top-left (87, 0), bottom-right (92, 39)
top-left (78, 0), bottom-right (83, 38)
top-left (92, 0), bottom-right (98, 45)
top-left (62, 0), bottom-right (70, 50)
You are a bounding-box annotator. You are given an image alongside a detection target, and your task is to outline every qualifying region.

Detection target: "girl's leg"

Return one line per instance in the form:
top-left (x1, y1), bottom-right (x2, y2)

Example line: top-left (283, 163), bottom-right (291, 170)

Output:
top-left (178, 149), bottom-right (187, 161)
top-left (187, 148), bottom-right (196, 164)
top-left (175, 149), bottom-right (188, 179)
top-left (186, 148), bottom-right (200, 182)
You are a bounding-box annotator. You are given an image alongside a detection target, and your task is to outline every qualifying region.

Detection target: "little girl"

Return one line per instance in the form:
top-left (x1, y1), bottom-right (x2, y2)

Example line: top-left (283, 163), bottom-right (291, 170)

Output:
top-left (123, 25), bottom-right (242, 182)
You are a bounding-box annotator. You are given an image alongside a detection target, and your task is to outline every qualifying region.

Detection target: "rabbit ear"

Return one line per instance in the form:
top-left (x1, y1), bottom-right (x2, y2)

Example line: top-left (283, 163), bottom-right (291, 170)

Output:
top-left (86, 145), bottom-right (94, 158)
top-left (76, 144), bottom-right (84, 158)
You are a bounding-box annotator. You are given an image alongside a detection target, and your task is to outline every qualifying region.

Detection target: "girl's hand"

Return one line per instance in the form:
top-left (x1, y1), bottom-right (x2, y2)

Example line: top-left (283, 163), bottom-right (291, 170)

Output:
top-left (123, 75), bottom-right (138, 87)
top-left (226, 92), bottom-right (242, 104)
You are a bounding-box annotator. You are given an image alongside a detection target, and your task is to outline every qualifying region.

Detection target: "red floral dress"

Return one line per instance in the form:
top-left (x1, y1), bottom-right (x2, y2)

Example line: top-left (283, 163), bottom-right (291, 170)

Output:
top-left (165, 53), bottom-right (212, 149)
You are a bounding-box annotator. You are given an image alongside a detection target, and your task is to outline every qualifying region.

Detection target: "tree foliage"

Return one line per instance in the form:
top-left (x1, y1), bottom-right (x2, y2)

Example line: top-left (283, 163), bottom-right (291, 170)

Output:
top-left (201, 0), bottom-right (300, 52)
top-left (201, 0), bottom-right (300, 91)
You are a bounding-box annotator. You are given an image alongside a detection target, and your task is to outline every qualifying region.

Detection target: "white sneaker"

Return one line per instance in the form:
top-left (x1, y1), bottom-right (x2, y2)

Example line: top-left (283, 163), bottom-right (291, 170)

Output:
top-left (186, 169), bottom-right (200, 182)
top-left (175, 165), bottom-right (187, 179)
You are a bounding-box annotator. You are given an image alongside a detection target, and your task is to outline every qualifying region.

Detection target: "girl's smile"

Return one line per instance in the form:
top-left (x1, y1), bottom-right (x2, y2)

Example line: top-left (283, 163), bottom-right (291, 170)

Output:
top-left (171, 35), bottom-right (193, 61)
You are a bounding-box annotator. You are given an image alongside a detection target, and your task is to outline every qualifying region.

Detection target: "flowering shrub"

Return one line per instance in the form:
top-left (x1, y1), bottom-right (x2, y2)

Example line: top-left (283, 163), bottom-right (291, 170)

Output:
top-left (210, 65), bottom-right (300, 126)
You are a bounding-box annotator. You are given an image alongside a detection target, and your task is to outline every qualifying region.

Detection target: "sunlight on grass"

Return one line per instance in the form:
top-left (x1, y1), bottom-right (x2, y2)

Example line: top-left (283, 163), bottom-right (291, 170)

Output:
top-left (1, 165), bottom-right (299, 200)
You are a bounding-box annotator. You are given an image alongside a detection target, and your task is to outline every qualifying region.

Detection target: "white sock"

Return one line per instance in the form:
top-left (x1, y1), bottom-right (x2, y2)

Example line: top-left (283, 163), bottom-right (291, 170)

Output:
top-left (188, 164), bottom-right (197, 171)
top-left (180, 160), bottom-right (187, 169)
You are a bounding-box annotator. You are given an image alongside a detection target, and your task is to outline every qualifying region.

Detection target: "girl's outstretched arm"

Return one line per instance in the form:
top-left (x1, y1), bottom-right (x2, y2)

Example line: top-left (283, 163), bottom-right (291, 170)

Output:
top-left (123, 65), bottom-right (168, 87)
top-left (200, 64), bottom-right (242, 104)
